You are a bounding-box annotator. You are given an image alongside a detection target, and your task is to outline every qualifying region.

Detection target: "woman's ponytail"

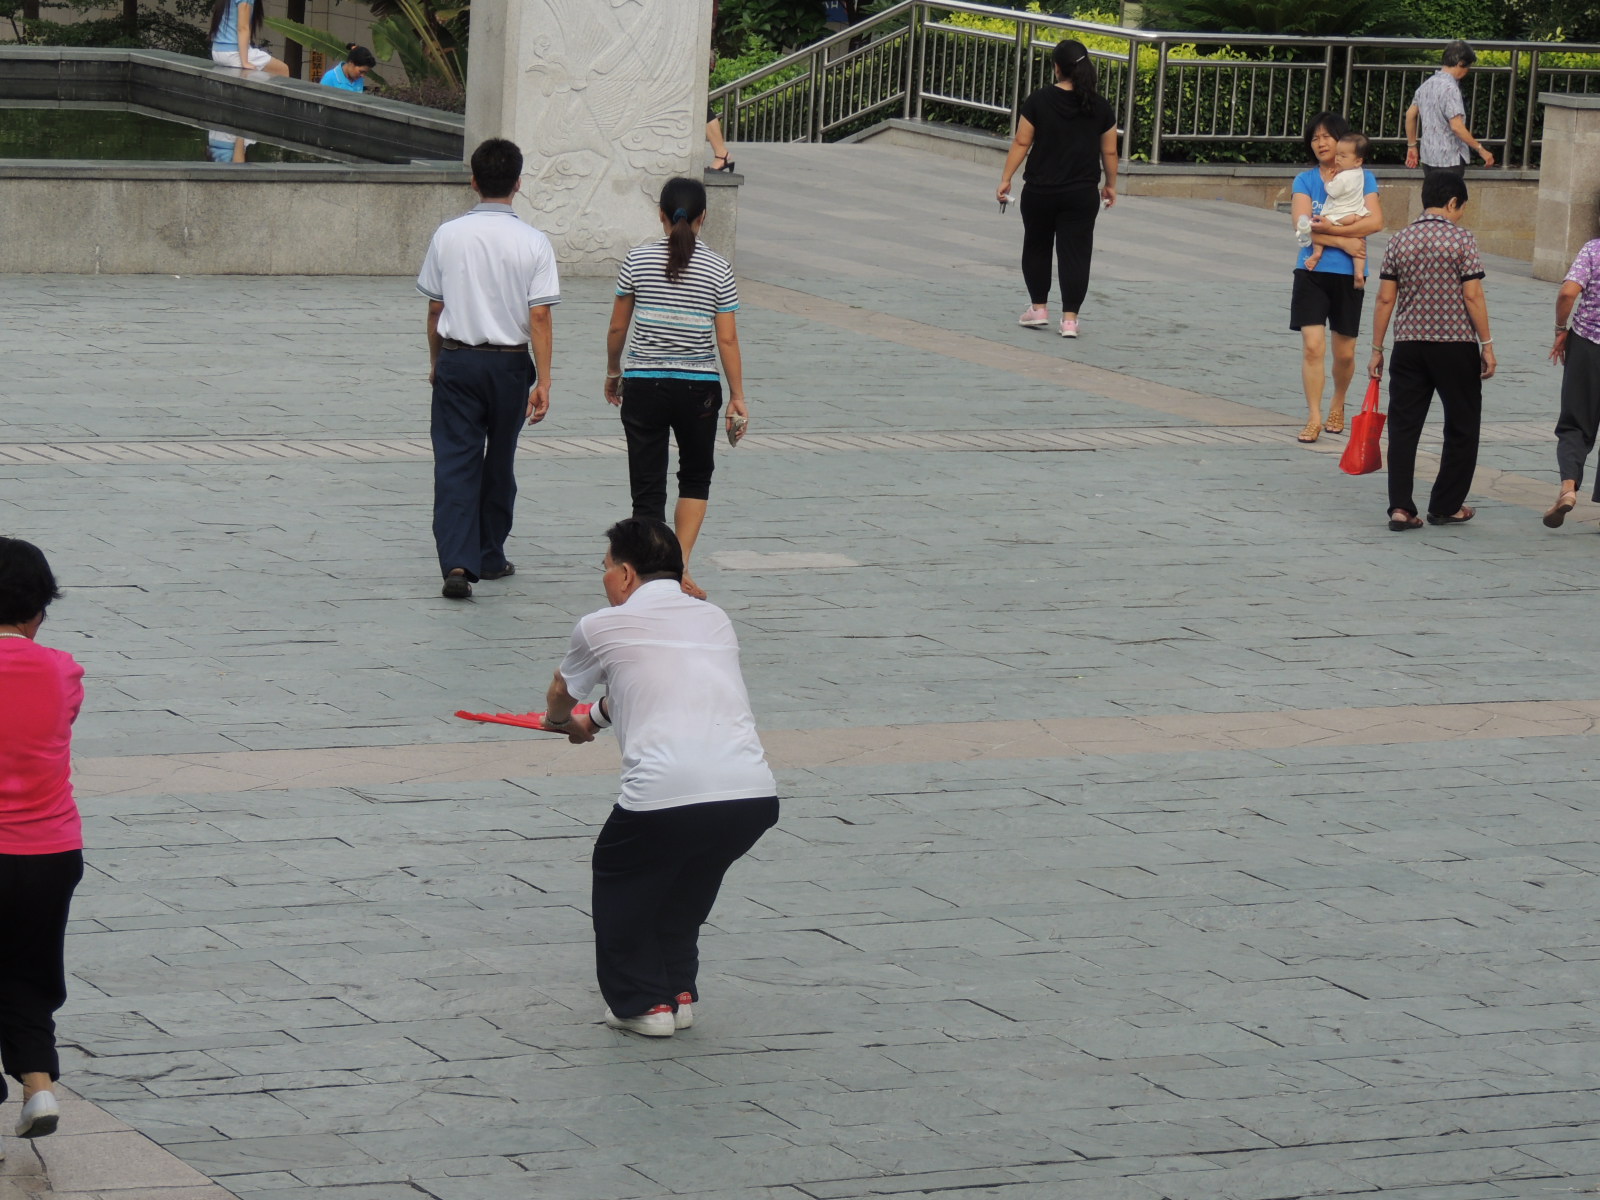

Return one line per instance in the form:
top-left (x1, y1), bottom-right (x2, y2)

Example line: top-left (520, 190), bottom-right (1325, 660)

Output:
top-left (658, 176), bottom-right (707, 283)
top-left (1051, 39), bottom-right (1099, 114)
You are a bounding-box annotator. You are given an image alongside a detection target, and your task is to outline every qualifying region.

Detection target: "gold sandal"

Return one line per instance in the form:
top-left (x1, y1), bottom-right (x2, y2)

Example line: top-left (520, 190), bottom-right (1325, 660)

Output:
top-left (1544, 490), bottom-right (1578, 528)
top-left (1323, 404), bottom-right (1345, 434)
top-left (1297, 418), bottom-right (1322, 443)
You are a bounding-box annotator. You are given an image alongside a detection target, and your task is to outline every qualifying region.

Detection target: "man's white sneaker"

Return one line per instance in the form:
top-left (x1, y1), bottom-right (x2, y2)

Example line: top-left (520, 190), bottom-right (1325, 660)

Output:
top-left (674, 992), bottom-right (694, 1030)
top-left (604, 1005), bottom-right (675, 1037)
top-left (16, 1090), bottom-right (59, 1138)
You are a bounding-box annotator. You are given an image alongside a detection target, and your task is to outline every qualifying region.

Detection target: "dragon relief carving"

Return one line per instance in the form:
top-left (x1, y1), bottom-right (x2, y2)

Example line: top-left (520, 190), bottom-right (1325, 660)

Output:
top-left (509, 0), bottom-right (704, 263)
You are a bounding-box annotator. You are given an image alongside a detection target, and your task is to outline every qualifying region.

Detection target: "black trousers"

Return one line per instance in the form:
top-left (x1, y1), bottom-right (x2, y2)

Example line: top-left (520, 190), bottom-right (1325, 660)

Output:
top-left (1386, 340), bottom-right (1483, 519)
top-left (619, 377), bottom-right (722, 520)
top-left (1555, 331), bottom-right (1600, 497)
top-left (0, 850), bottom-right (82, 1102)
top-left (592, 797), bottom-right (778, 1018)
top-left (430, 348), bottom-right (534, 581)
top-left (1019, 184), bottom-right (1100, 312)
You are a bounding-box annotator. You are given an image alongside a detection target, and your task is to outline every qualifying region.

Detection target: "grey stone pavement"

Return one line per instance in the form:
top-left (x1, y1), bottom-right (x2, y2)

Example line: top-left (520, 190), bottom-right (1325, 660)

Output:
top-left (3, 141), bottom-right (1600, 1200)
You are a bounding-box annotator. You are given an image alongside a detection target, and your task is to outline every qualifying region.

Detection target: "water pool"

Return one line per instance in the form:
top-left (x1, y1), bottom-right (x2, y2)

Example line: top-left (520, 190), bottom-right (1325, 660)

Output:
top-left (0, 105), bottom-right (337, 163)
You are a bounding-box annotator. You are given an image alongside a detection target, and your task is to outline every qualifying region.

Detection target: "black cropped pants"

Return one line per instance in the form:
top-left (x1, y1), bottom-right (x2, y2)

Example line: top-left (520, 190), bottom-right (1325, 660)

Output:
top-left (620, 376), bottom-right (723, 520)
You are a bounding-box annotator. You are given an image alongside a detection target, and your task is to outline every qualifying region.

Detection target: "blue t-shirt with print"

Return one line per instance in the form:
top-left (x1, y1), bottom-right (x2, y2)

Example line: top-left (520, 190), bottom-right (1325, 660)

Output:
top-left (1293, 166), bottom-right (1378, 275)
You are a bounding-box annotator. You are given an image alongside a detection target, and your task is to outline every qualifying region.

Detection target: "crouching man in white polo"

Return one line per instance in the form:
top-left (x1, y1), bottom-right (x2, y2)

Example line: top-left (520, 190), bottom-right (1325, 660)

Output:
top-left (543, 518), bottom-right (778, 1037)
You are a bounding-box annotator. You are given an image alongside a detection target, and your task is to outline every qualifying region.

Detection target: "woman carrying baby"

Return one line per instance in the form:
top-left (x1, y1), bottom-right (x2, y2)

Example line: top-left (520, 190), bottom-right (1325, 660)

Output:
top-left (1288, 116), bottom-right (1384, 443)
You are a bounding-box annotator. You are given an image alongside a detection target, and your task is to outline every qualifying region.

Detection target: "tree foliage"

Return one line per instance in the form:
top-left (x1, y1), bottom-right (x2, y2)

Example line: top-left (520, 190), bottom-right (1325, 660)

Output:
top-left (715, 0), bottom-right (826, 56)
top-left (1497, 0), bottom-right (1600, 41)
top-left (1141, 0), bottom-right (1419, 35)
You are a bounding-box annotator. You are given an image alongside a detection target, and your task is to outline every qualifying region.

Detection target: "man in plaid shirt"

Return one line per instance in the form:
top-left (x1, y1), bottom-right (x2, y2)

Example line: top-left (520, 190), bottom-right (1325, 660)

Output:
top-left (1368, 172), bottom-right (1495, 531)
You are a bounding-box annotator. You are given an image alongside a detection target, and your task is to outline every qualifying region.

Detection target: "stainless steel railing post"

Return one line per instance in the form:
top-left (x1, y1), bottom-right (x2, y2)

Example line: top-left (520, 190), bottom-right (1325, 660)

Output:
top-left (1123, 34), bottom-right (1139, 164)
top-left (1523, 47), bottom-right (1540, 169)
top-left (1150, 39), bottom-right (1168, 165)
top-left (1503, 47), bottom-right (1519, 165)
top-left (1010, 14), bottom-right (1027, 136)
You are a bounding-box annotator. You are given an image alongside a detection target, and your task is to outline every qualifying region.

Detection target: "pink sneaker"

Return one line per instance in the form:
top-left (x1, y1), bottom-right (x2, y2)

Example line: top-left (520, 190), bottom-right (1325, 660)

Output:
top-left (1060, 316), bottom-right (1079, 338)
top-left (1018, 306), bottom-right (1048, 328)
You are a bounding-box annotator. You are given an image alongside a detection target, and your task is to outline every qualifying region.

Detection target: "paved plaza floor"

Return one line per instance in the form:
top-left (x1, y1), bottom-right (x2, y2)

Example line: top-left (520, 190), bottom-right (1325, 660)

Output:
top-left (3, 142), bottom-right (1600, 1200)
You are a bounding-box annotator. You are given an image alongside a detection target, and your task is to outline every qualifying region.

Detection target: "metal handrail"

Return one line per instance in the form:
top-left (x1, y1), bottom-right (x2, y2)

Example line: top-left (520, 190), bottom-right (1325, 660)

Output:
top-left (709, 0), bottom-right (1600, 167)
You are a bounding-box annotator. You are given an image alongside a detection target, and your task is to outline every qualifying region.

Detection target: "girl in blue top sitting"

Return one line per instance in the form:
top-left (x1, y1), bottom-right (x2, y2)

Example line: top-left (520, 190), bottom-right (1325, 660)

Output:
top-left (321, 45), bottom-right (377, 92)
top-left (208, 0), bottom-right (289, 76)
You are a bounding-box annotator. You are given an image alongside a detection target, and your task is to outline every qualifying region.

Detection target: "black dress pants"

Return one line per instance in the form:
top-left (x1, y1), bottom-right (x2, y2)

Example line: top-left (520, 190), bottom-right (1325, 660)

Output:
top-left (429, 348), bottom-right (534, 581)
top-left (1385, 340), bottom-right (1482, 519)
top-left (592, 797), bottom-right (778, 1018)
top-left (1019, 184), bottom-right (1101, 312)
top-left (0, 850), bottom-right (82, 1102)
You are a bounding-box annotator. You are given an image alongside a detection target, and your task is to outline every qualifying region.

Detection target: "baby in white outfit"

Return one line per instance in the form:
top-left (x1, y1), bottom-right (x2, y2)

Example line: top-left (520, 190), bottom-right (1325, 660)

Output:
top-left (1302, 134), bottom-right (1370, 288)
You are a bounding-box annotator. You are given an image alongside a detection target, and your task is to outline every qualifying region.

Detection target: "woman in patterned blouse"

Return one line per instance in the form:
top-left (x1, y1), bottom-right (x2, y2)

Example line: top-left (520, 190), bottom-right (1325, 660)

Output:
top-left (1544, 236), bottom-right (1600, 529)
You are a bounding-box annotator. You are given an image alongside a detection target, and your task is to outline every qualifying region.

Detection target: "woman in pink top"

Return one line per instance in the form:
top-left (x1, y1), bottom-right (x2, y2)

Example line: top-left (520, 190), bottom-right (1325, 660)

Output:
top-left (0, 538), bottom-right (83, 1151)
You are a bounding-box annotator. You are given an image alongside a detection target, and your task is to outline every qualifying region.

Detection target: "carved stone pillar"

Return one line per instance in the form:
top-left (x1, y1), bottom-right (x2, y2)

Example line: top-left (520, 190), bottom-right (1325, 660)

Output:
top-left (464, 0), bottom-right (714, 275)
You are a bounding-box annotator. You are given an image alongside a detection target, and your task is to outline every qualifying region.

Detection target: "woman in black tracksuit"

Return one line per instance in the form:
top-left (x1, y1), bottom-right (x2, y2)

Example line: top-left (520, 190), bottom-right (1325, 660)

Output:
top-left (997, 40), bottom-right (1119, 339)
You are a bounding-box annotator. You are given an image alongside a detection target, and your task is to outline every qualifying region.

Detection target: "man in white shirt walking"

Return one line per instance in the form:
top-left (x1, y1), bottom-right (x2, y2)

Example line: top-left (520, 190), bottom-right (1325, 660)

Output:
top-left (1405, 41), bottom-right (1495, 180)
top-left (543, 518), bottom-right (779, 1037)
top-left (417, 138), bottom-right (559, 600)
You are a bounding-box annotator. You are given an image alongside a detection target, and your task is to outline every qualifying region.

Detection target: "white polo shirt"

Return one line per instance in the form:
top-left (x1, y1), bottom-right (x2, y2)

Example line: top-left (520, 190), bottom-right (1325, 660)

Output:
top-left (559, 579), bottom-right (775, 812)
top-left (416, 202), bottom-right (561, 347)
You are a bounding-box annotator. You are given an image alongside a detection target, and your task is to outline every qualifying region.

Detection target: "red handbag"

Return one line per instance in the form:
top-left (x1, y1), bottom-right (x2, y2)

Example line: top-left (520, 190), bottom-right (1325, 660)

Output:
top-left (1339, 378), bottom-right (1385, 476)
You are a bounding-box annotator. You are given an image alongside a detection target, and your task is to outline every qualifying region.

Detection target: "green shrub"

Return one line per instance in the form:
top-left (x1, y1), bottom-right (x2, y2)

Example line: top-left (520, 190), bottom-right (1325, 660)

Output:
top-left (1141, 0), bottom-right (1417, 36)
top-left (15, 9), bottom-right (207, 55)
top-left (716, 0), bottom-right (826, 57)
top-left (712, 36), bottom-right (793, 88)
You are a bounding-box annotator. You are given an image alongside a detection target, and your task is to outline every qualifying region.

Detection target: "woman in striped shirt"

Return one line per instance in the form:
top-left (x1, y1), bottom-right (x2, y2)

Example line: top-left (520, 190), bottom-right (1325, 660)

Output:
top-left (605, 177), bottom-right (748, 600)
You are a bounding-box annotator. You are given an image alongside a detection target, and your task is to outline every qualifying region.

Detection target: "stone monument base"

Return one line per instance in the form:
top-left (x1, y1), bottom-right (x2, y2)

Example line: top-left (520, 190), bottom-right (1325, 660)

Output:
top-left (1534, 94), bottom-right (1600, 282)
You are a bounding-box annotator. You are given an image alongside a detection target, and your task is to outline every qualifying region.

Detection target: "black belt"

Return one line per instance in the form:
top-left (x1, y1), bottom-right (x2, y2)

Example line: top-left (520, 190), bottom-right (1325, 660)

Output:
top-left (441, 338), bottom-right (529, 353)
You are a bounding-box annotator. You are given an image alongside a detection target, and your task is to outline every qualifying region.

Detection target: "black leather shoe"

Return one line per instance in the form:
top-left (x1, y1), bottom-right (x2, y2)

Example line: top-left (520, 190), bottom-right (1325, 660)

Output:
top-left (442, 572), bottom-right (472, 599)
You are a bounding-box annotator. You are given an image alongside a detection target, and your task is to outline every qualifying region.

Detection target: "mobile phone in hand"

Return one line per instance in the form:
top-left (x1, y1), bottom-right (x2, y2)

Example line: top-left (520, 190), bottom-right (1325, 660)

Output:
top-left (727, 414), bottom-right (748, 447)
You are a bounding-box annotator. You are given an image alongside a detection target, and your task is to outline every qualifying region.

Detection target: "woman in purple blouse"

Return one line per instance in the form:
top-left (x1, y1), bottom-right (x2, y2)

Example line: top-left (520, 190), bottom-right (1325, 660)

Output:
top-left (1545, 236), bottom-right (1600, 528)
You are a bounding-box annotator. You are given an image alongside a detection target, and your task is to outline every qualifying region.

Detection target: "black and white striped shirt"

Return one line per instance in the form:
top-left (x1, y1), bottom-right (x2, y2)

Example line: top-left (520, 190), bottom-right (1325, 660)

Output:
top-left (616, 239), bottom-right (738, 379)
